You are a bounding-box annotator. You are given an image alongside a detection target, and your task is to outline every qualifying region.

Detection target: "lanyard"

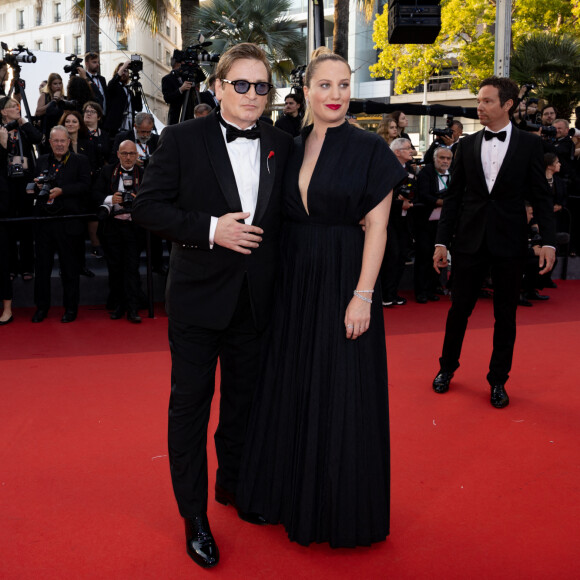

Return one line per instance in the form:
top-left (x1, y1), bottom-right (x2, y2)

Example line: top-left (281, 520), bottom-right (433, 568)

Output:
top-left (437, 173), bottom-right (449, 190)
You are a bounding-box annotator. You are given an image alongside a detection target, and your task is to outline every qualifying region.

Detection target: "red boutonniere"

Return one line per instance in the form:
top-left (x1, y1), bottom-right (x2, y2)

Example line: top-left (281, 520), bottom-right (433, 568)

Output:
top-left (267, 150), bottom-right (275, 174)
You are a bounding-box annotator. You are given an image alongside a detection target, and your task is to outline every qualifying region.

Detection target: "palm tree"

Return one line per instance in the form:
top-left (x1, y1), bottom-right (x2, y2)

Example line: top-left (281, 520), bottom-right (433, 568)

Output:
top-left (185, 0), bottom-right (305, 80)
top-left (511, 33), bottom-right (580, 121)
top-left (71, 0), bottom-right (169, 52)
top-left (334, 0), bottom-right (378, 60)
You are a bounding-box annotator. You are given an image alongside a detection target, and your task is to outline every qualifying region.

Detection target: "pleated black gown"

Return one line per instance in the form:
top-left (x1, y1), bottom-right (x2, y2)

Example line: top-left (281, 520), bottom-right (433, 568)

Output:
top-left (237, 122), bottom-right (407, 547)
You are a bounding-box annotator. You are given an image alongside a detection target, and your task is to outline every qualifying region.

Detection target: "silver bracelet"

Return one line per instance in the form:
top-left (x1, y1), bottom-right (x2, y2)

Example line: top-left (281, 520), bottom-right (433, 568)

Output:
top-left (353, 290), bottom-right (372, 304)
top-left (355, 289), bottom-right (374, 293)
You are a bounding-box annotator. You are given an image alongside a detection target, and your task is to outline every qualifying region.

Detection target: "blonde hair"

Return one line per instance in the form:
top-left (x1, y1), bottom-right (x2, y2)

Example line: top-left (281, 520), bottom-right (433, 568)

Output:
top-left (376, 115), bottom-right (398, 145)
top-left (302, 47), bottom-right (351, 128)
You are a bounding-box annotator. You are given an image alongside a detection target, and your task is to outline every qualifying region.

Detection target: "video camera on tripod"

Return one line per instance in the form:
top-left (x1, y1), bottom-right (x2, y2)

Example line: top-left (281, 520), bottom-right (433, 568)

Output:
top-left (173, 41), bottom-right (220, 85)
top-left (1, 43), bottom-right (37, 68)
top-left (430, 115), bottom-right (454, 140)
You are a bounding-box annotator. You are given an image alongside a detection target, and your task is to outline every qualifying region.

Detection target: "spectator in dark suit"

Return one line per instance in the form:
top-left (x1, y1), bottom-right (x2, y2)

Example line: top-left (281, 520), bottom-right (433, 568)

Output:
top-left (274, 93), bottom-right (303, 137)
top-left (414, 147), bottom-right (453, 303)
top-left (109, 112), bottom-right (159, 167)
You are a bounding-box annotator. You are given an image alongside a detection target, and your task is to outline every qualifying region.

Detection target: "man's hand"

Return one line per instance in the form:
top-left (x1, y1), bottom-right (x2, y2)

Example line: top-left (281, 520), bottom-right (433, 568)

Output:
top-left (112, 192), bottom-right (123, 204)
top-left (433, 245), bottom-right (448, 274)
top-left (214, 212), bottom-right (263, 255)
top-left (179, 81), bottom-right (193, 93)
top-left (538, 246), bottom-right (556, 275)
top-left (48, 187), bottom-right (63, 200)
top-left (440, 135), bottom-right (454, 147)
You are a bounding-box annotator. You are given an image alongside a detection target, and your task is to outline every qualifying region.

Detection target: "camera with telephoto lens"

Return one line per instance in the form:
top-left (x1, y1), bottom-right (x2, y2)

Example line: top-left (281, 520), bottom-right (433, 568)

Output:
top-left (64, 54), bottom-right (83, 76)
top-left (1, 42), bottom-right (37, 68)
top-left (518, 120), bottom-right (558, 140)
top-left (396, 178), bottom-right (416, 201)
top-left (128, 54), bottom-right (143, 77)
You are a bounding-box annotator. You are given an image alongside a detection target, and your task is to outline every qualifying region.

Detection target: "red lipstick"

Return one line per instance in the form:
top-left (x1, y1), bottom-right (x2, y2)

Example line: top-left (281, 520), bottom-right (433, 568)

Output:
top-left (326, 104), bottom-right (341, 110)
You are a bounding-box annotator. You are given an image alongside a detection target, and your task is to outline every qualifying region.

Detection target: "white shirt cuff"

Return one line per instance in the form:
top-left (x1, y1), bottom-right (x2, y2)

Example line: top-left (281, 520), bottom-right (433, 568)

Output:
top-left (209, 216), bottom-right (218, 249)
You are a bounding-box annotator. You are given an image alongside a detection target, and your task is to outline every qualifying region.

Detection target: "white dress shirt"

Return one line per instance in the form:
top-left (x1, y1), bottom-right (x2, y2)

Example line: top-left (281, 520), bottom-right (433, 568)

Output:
top-left (481, 122), bottom-right (512, 193)
top-left (104, 167), bottom-right (134, 221)
top-left (208, 118), bottom-right (261, 246)
top-left (429, 171), bottom-right (449, 221)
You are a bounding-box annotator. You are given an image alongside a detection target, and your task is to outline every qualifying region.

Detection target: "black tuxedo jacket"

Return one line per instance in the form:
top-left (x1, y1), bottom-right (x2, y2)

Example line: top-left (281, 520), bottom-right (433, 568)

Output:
top-left (198, 90), bottom-right (218, 109)
top-left (132, 111), bottom-right (293, 330)
top-left (87, 73), bottom-right (107, 112)
top-left (109, 130), bottom-right (159, 164)
top-left (436, 127), bottom-right (556, 257)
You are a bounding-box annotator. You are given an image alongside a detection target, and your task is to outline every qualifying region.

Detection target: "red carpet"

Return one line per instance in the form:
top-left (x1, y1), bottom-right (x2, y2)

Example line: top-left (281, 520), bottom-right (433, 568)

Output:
top-left (1, 283), bottom-right (579, 579)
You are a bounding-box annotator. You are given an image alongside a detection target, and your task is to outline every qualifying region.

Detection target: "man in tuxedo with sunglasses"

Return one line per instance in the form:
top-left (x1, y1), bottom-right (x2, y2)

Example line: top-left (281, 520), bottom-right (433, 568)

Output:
top-left (432, 76), bottom-right (556, 409)
top-left (132, 43), bottom-right (292, 569)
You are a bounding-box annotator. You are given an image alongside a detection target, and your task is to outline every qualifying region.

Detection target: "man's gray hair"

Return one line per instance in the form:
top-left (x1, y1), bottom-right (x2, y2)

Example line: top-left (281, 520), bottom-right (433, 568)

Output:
top-left (554, 118), bottom-right (569, 129)
top-left (390, 138), bottom-right (411, 152)
top-left (434, 146), bottom-right (453, 159)
top-left (50, 125), bottom-right (70, 139)
top-left (135, 112), bottom-right (154, 127)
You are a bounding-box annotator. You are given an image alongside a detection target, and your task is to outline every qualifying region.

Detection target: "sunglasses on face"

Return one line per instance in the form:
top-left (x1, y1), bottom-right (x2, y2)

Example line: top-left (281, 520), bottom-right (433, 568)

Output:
top-left (221, 79), bottom-right (273, 96)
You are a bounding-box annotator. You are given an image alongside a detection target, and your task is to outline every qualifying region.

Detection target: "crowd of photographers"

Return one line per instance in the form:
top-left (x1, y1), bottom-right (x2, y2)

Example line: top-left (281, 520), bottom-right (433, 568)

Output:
top-left (0, 49), bottom-right (159, 325)
top-left (1, 43), bottom-right (579, 326)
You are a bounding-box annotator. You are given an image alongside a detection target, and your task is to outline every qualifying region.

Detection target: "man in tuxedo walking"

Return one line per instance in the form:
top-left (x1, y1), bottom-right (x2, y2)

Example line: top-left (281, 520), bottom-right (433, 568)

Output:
top-left (432, 76), bottom-right (556, 408)
top-left (132, 43), bottom-right (292, 568)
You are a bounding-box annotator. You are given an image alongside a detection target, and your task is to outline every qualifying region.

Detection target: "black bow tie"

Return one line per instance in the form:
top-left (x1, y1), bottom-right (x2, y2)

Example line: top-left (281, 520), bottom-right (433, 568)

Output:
top-left (484, 130), bottom-right (507, 142)
top-left (219, 115), bottom-right (260, 143)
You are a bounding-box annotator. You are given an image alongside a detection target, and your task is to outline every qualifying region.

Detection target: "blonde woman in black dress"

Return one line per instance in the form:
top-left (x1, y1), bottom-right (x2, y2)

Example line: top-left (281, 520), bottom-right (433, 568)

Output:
top-left (238, 48), bottom-right (406, 547)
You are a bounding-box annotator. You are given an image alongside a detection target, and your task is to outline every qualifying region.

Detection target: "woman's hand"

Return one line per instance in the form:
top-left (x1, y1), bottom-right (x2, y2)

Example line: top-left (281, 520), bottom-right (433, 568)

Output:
top-left (344, 295), bottom-right (371, 340)
top-left (0, 127), bottom-right (8, 149)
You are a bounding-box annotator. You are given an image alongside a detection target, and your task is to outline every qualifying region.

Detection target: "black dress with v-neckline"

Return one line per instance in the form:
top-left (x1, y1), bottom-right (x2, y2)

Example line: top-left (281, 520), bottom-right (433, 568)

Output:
top-left (237, 121), bottom-right (406, 547)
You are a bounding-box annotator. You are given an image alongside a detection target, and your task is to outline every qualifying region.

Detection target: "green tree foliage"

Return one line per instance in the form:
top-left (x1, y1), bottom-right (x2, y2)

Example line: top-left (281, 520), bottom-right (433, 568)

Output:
top-left (371, 0), bottom-right (580, 95)
top-left (185, 0), bottom-right (305, 79)
top-left (511, 33), bottom-right (580, 120)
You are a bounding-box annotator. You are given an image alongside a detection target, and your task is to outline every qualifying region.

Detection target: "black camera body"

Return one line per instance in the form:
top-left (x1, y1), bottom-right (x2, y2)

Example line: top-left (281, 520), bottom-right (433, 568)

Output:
top-left (64, 54), bottom-right (83, 76)
top-left (120, 172), bottom-right (135, 208)
top-left (519, 120), bottom-right (558, 140)
top-left (128, 55), bottom-right (143, 76)
top-left (431, 126), bottom-right (454, 139)
top-left (396, 177), bottom-right (417, 202)
top-left (4, 119), bottom-right (20, 131)
top-left (33, 170), bottom-right (58, 201)
top-left (290, 65), bottom-right (307, 89)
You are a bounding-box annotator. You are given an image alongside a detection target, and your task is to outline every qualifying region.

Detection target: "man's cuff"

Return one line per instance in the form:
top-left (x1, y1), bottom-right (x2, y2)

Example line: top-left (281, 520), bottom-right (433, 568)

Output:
top-left (209, 216), bottom-right (218, 249)
top-left (104, 195), bottom-right (114, 206)
top-left (543, 245), bottom-right (556, 251)
top-left (435, 244), bottom-right (447, 249)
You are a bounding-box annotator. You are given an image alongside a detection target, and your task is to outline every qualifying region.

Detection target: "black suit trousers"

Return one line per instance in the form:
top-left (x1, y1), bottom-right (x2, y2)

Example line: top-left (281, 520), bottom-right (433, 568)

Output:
top-left (34, 220), bottom-right (82, 311)
top-left (413, 218), bottom-right (440, 297)
top-left (167, 278), bottom-right (264, 516)
top-left (98, 218), bottom-right (143, 311)
top-left (440, 246), bottom-right (524, 385)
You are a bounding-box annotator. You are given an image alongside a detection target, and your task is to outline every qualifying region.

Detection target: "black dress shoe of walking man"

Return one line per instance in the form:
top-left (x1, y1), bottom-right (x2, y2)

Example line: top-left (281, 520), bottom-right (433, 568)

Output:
top-left (215, 483), bottom-right (267, 525)
top-left (184, 514), bottom-right (219, 568)
top-left (61, 310), bottom-right (77, 323)
top-left (490, 384), bottom-right (509, 408)
top-left (433, 370), bottom-right (454, 394)
top-left (31, 309), bottom-right (48, 323)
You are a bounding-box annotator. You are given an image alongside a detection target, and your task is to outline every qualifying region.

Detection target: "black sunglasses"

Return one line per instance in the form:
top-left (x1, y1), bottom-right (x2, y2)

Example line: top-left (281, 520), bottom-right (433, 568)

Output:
top-left (221, 79), bottom-right (273, 96)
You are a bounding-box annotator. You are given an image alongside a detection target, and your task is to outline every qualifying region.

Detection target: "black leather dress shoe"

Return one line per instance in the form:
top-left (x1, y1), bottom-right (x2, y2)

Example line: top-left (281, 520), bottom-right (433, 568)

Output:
top-left (184, 514), bottom-right (219, 568)
top-left (426, 293), bottom-right (440, 301)
top-left (127, 310), bottom-right (142, 323)
top-left (490, 384), bottom-right (509, 408)
top-left (80, 268), bottom-right (95, 278)
top-left (110, 307), bottom-right (125, 320)
top-left (215, 483), bottom-right (267, 525)
top-left (61, 310), bottom-right (77, 323)
top-left (415, 295), bottom-right (428, 304)
top-left (433, 370), bottom-right (454, 394)
top-left (31, 309), bottom-right (48, 323)
top-left (525, 290), bottom-right (549, 301)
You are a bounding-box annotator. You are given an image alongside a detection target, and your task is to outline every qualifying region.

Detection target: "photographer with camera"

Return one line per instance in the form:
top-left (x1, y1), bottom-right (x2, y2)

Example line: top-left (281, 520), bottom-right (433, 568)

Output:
top-left (274, 93), bottom-right (303, 137)
top-left (35, 73), bottom-right (65, 153)
top-left (109, 112), bottom-right (158, 167)
top-left (92, 140), bottom-right (144, 322)
top-left (414, 147), bottom-right (453, 303)
top-left (76, 52), bottom-right (108, 116)
top-left (380, 137), bottom-right (417, 307)
top-left (162, 53), bottom-right (196, 125)
top-left (0, 97), bottom-right (43, 281)
top-left (423, 119), bottom-right (463, 165)
top-left (105, 61), bottom-right (143, 136)
top-left (0, 172), bottom-right (14, 324)
top-left (29, 125), bottom-right (91, 323)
